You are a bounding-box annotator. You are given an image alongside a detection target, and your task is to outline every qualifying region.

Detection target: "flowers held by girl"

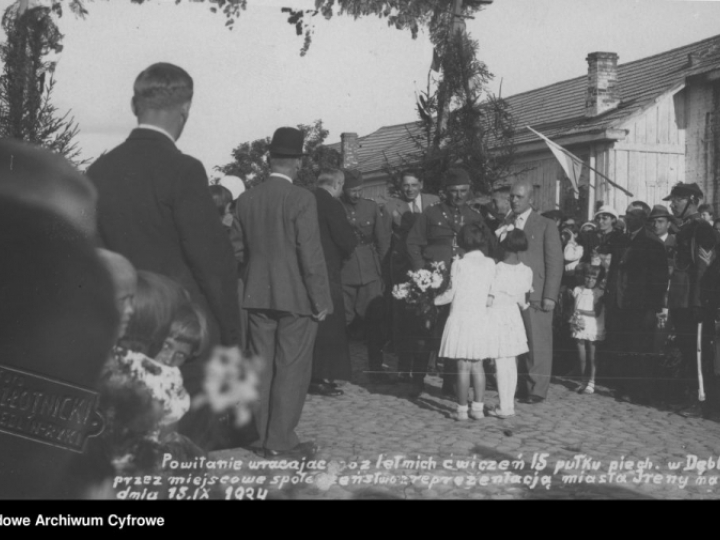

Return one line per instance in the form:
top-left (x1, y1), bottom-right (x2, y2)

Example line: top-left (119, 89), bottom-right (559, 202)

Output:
top-left (569, 310), bottom-right (586, 334)
top-left (392, 261), bottom-right (449, 330)
top-left (392, 261), bottom-right (448, 304)
top-left (192, 346), bottom-right (262, 428)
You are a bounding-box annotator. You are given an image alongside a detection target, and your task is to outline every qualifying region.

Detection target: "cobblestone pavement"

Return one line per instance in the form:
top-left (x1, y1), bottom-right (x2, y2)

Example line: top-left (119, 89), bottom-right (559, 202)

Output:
top-left (210, 341), bottom-right (720, 500)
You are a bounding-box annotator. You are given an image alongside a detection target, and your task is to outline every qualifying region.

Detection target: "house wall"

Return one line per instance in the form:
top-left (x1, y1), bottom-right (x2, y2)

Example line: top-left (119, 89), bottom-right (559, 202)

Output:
top-left (684, 81), bottom-right (717, 210)
top-left (599, 90), bottom-right (686, 211)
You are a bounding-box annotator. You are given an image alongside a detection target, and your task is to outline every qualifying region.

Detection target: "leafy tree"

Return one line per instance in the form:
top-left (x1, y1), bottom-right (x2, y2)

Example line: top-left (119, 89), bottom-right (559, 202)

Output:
top-left (0, 3), bottom-right (86, 167)
top-left (216, 119), bottom-right (342, 190)
top-left (383, 18), bottom-right (516, 197)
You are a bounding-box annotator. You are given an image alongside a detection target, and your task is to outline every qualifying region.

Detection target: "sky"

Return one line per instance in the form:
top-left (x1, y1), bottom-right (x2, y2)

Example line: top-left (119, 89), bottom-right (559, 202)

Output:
top-left (3, 0), bottom-right (720, 177)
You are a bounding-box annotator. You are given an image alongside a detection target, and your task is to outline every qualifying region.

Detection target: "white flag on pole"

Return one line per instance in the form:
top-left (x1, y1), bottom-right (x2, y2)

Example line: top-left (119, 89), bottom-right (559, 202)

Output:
top-left (527, 126), bottom-right (583, 199)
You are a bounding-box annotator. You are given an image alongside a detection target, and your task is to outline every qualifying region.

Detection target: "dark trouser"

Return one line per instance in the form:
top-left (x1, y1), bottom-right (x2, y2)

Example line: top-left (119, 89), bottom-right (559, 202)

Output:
top-left (519, 305), bottom-right (554, 399)
top-left (247, 309), bottom-right (318, 452)
top-left (606, 307), bottom-right (657, 400)
top-left (344, 280), bottom-right (386, 372)
top-left (395, 299), bottom-right (431, 381)
top-left (670, 308), bottom-right (719, 406)
top-left (313, 280), bottom-right (352, 381)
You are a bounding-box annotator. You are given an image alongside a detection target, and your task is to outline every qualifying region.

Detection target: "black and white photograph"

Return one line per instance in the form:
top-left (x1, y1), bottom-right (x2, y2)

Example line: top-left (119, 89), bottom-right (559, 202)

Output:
top-left (1, 0), bottom-right (720, 505)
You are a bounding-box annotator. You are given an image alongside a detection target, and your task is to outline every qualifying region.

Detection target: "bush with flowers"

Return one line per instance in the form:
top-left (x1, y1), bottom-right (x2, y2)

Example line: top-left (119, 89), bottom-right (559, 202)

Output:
top-left (392, 261), bottom-right (449, 330)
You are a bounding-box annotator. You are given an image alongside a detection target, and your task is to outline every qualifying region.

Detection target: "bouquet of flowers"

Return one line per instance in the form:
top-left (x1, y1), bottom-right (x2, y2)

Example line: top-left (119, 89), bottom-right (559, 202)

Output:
top-left (392, 261), bottom-right (448, 330)
top-left (568, 310), bottom-right (585, 334)
top-left (192, 346), bottom-right (261, 428)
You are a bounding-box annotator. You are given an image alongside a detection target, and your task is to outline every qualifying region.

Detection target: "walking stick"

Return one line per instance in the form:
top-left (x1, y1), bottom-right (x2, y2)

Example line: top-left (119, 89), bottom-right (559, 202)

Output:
top-left (697, 321), bottom-right (706, 402)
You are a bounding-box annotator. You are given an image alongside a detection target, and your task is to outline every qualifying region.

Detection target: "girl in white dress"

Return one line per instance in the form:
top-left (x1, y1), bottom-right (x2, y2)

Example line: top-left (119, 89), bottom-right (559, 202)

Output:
top-left (570, 264), bottom-right (605, 394)
top-left (434, 223), bottom-right (496, 421)
top-left (485, 229), bottom-right (533, 419)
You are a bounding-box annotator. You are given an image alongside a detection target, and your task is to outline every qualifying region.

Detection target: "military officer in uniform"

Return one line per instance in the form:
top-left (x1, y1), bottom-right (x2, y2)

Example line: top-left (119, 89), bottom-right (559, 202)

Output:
top-left (406, 168), bottom-right (496, 395)
top-left (340, 169), bottom-right (393, 382)
top-left (664, 183), bottom-right (717, 418)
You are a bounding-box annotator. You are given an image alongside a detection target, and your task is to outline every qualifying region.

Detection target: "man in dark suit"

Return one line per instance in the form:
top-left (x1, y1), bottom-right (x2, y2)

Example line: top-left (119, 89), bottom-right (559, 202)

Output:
top-left (87, 63), bottom-right (240, 349)
top-left (507, 180), bottom-right (563, 403)
top-left (382, 170), bottom-right (439, 397)
top-left (311, 168), bottom-right (358, 396)
top-left (235, 127), bottom-right (332, 459)
top-left (605, 202), bottom-right (669, 403)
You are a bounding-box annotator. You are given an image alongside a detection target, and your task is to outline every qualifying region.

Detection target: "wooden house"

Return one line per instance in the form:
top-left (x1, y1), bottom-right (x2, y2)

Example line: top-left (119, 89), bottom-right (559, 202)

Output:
top-left (331, 34), bottom-right (720, 219)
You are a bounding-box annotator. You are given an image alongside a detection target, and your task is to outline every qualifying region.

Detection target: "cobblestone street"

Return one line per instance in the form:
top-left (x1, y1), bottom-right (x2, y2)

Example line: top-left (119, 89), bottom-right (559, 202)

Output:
top-left (211, 342), bottom-right (720, 500)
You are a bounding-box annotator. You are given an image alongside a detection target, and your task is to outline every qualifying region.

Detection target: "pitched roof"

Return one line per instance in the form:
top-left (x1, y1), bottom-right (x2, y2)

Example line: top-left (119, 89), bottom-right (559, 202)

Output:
top-left (330, 33), bottom-right (720, 176)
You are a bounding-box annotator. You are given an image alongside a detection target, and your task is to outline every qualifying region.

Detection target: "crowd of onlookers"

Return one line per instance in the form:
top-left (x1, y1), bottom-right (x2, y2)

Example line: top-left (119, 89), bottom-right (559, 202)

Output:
top-left (2, 61), bottom-right (720, 501)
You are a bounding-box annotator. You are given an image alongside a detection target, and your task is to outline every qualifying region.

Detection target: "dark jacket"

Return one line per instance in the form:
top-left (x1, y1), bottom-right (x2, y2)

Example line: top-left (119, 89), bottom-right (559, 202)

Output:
top-left (668, 213), bottom-right (717, 309)
top-left (87, 128), bottom-right (240, 346)
top-left (606, 227), bottom-right (669, 311)
top-left (314, 187), bottom-right (358, 284)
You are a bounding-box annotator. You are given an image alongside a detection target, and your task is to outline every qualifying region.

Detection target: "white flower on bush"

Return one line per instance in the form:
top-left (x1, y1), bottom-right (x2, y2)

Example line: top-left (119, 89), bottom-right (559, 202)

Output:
top-left (430, 272), bottom-right (444, 289)
top-left (192, 346), bottom-right (262, 428)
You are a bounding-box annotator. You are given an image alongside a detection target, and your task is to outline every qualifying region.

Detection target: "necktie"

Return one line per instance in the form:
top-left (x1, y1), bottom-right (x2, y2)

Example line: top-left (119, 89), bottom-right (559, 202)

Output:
top-left (411, 199), bottom-right (420, 213)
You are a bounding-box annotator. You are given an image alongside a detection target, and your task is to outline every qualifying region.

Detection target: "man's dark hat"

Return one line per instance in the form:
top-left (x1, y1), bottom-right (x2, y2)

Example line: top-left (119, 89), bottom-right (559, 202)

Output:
top-left (443, 168), bottom-right (471, 187)
top-left (662, 182), bottom-right (703, 201)
top-left (648, 204), bottom-right (673, 221)
top-left (343, 168), bottom-right (363, 190)
top-left (268, 127), bottom-right (306, 157)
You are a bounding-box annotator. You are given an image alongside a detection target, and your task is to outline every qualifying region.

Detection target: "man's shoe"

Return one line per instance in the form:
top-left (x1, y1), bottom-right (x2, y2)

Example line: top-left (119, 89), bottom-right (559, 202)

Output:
top-left (407, 380), bottom-right (424, 399)
top-left (519, 395), bottom-right (544, 404)
top-left (308, 382), bottom-right (343, 397)
top-left (615, 392), bottom-right (633, 403)
top-left (678, 402), bottom-right (704, 419)
top-left (261, 441), bottom-right (318, 460)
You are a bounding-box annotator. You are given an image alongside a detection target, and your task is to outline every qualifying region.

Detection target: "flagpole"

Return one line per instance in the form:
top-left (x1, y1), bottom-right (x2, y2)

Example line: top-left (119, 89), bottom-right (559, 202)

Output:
top-left (526, 126), bottom-right (634, 198)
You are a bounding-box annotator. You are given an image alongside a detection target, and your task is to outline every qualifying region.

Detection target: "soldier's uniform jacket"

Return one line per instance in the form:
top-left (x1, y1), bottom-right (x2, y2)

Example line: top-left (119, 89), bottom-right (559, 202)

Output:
top-left (340, 197), bottom-right (391, 286)
top-left (668, 212), bottom-right (717, 309)
top-left (406, 202), bottom-right (495, 272)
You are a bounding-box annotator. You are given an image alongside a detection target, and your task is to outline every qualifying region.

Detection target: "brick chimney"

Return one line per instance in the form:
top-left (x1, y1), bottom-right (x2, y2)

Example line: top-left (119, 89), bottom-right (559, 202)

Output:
top-left (585, 52), bottom-right (621, 117)
top-left (341, 132), bottom-right (360, 169)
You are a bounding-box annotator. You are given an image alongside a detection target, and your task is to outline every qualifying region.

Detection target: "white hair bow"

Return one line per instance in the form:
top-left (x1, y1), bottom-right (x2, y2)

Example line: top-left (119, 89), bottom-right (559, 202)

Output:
top-left (496, 223), bottom-right (515, 243)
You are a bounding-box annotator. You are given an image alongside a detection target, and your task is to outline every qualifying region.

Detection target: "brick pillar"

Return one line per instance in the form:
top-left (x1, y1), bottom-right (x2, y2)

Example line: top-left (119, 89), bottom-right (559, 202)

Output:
top-left (586, 52), bottom-right (621, 117)
top-left (341, 132), bottom-right (360, 169)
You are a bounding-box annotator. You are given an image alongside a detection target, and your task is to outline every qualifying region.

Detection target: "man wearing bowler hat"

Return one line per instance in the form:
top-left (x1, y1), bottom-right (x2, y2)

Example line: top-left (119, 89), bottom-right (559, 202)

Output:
top-left (234, 127), bottom-right (332, 459)
top-left (340, 168), bottom-right (392, 383)
top-left (648, 204), bottom-right (677, 276)
top-left (664, 182), bottom-right (718, 418)
top-left (406, 168), bottom-right (496, 396)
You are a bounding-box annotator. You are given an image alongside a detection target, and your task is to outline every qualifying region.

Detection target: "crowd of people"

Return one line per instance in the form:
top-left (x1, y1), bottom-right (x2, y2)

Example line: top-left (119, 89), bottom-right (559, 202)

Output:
top-left (2, 61), bottom-right (720, 498)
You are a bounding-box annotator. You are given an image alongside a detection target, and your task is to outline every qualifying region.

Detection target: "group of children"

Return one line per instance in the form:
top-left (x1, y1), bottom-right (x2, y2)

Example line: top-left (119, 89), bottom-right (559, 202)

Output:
top-left (97, 249), bottom-right (211, 471)
top-left (435, 222), bottom-right (606, 422)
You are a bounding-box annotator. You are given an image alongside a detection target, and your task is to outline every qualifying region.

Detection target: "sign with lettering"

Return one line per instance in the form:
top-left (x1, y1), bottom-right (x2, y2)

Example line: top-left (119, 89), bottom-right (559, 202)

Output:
top-left (0, 364), bottom-right (104, 453)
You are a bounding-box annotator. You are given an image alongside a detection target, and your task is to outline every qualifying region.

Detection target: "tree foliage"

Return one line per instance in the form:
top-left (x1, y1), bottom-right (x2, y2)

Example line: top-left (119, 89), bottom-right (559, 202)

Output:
top-left (0, 4), bottom-right (86, 167)
top-left (384, 26), bottom-right (516, 197)
top-left (215, 119), bottom-right (342, 190)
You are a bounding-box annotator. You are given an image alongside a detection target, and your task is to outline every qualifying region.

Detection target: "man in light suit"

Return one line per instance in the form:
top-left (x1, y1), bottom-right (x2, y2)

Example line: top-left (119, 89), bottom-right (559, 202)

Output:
top-left (382, 170), bottom-right (439, 396)
top-left (235, 127), bottom-right (331, 459)
top-left (508, 180), bottom-right (563, 403)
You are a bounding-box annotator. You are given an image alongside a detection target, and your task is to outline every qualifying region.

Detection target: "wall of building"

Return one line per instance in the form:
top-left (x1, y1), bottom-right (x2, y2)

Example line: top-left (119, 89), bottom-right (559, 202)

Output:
top-left (596, 90), bottom-right (686, 211)
top-left (684, 81), bottom-right (717, 209)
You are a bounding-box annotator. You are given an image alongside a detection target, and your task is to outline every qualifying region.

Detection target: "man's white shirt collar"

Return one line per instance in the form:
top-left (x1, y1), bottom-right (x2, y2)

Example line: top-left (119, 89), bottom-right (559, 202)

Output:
top-left (659, 232), bottom-right (669, 242)
top-left (137, 124), bottom-right (176, 144)
top-left (514, 208), bottom-right (532, 230)
top-left (270, 173), bottom-right (294, 183)
top-left (408, 194), bottom-right (422, 212)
